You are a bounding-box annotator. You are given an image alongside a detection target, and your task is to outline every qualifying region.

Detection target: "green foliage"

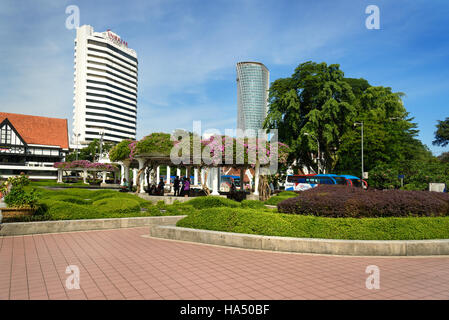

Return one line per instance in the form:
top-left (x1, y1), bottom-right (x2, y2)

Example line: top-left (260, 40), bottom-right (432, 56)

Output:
top-left (109, 139), bottom-right (134, 162)
top-left (265, 61), bottom-right (432, 176)
top-left (3, 175), bottom-right (39, 208)
top-left (177, 207), bottom-right (449, 240)
top-left (66, 139), bottom-right (114, 162)
top-left (433, 117), bottom-right (449, 147)
top-left (136, 132), bottom-right (174, 156)
top-left (4, 188), bottom-right (39, 208)
top-left (368, 159), bottom-right (449, 190)
top-left (184, 196), bottom-right (240, 209)
top-left (240, 200), bottom-right (266, 209)
top-left (264, 61), bottom-right (356, 172)
top-left (92, 198), bottom-right (141, 214)
top-left (264, 192), bottom-right (298, 205)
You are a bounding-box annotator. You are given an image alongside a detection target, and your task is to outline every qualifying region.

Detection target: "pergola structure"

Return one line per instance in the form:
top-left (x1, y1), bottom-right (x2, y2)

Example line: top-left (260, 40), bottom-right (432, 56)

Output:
top-left (109, 132), bottom-right (290, 199)
top-left (117, 155), bottom-right (263, 196)
top-left (54, 160), bottom-right (119, 184)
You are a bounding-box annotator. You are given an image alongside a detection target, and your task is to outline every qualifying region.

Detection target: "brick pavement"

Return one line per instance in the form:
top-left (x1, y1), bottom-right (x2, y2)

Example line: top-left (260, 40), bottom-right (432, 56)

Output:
top-left (0, 227), bottom-right (448, 300)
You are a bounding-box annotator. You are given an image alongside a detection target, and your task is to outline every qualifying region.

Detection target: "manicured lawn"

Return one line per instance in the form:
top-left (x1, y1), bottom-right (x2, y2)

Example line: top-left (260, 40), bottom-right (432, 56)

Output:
top-left (176, 207), bottom-right (449, 240)
top-left (3, 187), bottom-right (189, 222)
top-left (6, 189), bottom-right (448, 241)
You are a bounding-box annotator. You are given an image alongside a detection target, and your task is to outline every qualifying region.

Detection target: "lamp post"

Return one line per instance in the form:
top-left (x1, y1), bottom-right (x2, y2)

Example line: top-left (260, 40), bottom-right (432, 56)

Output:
top-left (354, 122), bottom-right (364, 180)
top-left (99, 129), bottom-right (105, 162)
top-left (304, 132), bottom-right (320, 174)
top-left (75, 133), bottom-right (81, 161)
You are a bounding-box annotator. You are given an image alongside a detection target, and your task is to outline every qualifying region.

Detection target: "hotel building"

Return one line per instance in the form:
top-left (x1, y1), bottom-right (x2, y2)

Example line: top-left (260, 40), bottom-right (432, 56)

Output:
top-left (73, 25), bottom-right (138, 145)
top-left (236, 62), bottom-right (270, 135)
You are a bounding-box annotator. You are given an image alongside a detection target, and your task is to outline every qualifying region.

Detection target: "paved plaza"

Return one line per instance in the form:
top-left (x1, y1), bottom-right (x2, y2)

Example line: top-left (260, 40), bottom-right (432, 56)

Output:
top-left (0, 227), bottom-right (448, 300)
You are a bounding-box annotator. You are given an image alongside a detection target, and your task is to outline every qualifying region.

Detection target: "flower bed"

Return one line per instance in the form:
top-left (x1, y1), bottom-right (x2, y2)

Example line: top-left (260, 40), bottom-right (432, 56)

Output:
top-left (277, 185), bottom-right (449, 218)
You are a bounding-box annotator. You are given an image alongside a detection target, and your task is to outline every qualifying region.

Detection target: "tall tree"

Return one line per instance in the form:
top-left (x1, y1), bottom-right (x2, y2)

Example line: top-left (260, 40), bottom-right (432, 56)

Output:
top-left (65, 139), bottom-right (114, 162)
top-left (433, 117), bottom-right (449, 147)
top-left (264, 61), bottom-right (356, 173)
top-left (335, 85), bottom-right (430, 175)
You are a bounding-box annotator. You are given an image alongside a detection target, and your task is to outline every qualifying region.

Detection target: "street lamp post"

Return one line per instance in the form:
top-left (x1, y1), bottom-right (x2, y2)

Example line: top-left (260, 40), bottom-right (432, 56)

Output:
top-left (304, 132), bottom-right (320, 174)
top-left (354, 122), bottom-right (364, 180)
top-left (75, 133), bottom-right (81, 161)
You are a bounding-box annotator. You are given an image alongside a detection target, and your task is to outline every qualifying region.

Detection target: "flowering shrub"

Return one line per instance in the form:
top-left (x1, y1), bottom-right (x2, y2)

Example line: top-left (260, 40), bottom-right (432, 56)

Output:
top-left (54, 161), bottom-right (117, 171)
top-left (277, 185), bottom-right (449, 218)
top-left (109, 139), bottom-right (135, 162)
top-left (107, 131), bottom-right (291, 167)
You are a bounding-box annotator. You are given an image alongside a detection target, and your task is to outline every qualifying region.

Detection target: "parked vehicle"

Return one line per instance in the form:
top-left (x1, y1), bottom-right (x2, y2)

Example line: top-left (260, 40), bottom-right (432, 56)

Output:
top-left (284, 173), bottom-right (368, 191)
top-left (220, 175), bottom-right (240, 192)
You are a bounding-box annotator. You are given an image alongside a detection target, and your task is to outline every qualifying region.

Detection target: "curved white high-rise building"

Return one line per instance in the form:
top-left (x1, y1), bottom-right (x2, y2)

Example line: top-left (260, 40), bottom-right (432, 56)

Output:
top-left (73, 25), bottom-right (138, 145)
top-left (236, 62), bottom-right (269, 135)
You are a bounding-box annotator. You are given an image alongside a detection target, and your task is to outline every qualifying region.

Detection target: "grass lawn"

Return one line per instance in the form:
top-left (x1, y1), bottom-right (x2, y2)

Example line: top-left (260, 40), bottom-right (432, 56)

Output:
top-left (3, 187), bottom-right (190, 222)
top-left (5, 189), bottom-right (448, 241)
top-left (29, 179), bottom-right (115, 188)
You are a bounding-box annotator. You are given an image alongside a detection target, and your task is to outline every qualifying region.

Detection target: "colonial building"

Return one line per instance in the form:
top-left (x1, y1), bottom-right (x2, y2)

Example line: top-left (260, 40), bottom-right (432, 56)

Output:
top-left (0, 112), bottom-right (69, 179)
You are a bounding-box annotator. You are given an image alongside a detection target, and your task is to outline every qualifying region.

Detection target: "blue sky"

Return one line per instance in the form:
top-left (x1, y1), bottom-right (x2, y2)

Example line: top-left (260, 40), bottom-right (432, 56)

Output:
top-left (0, 0), bottom-right (448, 155)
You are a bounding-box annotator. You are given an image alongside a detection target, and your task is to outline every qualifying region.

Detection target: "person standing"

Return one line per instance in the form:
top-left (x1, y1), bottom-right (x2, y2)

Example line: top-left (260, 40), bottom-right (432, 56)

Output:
top-left (174, 176), bottom-right (180, 196)
top-left (184, 177), bottom-right (191, 197)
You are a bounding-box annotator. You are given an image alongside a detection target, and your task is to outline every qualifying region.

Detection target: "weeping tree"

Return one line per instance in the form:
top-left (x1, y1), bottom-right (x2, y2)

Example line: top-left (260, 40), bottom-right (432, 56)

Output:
top-left (264, 61), bottom-right (356, 173)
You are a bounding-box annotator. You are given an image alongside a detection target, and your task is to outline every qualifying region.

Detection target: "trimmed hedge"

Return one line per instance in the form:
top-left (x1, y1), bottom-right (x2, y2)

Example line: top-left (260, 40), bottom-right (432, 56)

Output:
top-left (176, 207), bottom-right (449, 240)
top-left (92, 198), bottom-right (141, 214)
top-left (240, 200), bottom-right (266, 209)
top-left (184, 196), bottom-right (240, 209)
top-left (277, 185), bottom-right (449, 218)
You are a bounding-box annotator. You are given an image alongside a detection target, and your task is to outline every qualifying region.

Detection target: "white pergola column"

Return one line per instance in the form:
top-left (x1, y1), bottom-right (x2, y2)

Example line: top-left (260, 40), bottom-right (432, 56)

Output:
top-left (200, 168), bottom-right (205, 186)
top-left (57, 169), bottom-right (63, 183)
top-left (133, 168), bottom-right (137, 186)
top-left (211, 167), bottom-right (219, 195)
top-left (254, 161), bottom-right (260, 195)
top-left (83, 169), bottom-right (88, 184)
top-left (102, 171), bottom-right (106, 184)
top-left (176, 168), bottom-right (181, 178)
top-left (194, 168), bottom-right (199, 185)
top-left (124, 165), bottom-right (130, 184)
top-left (120, 164), bottom-right (125, 185)
top-left (156, 166), bottom-right (160, 182)
top-left (166, 166), bottom-right (171, 185)
top-left (137, 158), bottom-right (145, 194)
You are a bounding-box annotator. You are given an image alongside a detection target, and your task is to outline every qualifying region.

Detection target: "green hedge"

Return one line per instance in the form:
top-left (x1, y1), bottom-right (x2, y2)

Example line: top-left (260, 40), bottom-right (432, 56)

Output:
top-left (92, 198), bottom-right (141, 214)
top-left (176, 207), bottom-right (449, 240)
top-left (184, 196), bottom-right (240, 209)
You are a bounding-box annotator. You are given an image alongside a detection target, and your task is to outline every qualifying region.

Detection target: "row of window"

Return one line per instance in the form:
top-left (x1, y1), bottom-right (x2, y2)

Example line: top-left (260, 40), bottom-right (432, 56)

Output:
top-left (87, 39), bottom-right (138, 64)
top-left (85, 116), bottom-right (136, 130)
top-left (86, 99), bottom-right (137, 115)
top-left (87, 66), bottom-right (137, 87)
top-left (87, 79), bottom-right (137, 98)
top-left (85, 131), bottom-right (134, 140)
top-left (86, 124), bottom-right (135, 136)
top-left (87, 54), bottom-right (137, 75)
top-left (86, 92), bottom-right (136, 108)
top-left (87, 59), bottom-right (137, 81)
top-left (87, 73), bottom-right (137, 92)
top-left (86, 106), bottom-right (136, 121)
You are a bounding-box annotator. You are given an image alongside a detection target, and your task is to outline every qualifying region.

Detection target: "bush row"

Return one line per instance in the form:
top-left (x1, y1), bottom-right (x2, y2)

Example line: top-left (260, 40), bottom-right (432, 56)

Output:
top-left (277, 185), bottom-right (449, 218)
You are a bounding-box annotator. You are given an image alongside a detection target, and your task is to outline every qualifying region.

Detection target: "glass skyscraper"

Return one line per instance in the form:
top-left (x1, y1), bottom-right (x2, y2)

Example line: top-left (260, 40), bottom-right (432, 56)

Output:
top-left (236, 62), bottom-right (269, 135)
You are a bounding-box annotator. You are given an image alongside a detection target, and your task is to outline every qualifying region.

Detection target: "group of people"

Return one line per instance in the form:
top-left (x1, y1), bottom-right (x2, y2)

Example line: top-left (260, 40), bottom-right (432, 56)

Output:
top-left (121, 175), bottom-right (192, 197)
top-left (173, 176), bottom-right (190, 197)
top-left (147, 175), bottom-right (191, 197)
